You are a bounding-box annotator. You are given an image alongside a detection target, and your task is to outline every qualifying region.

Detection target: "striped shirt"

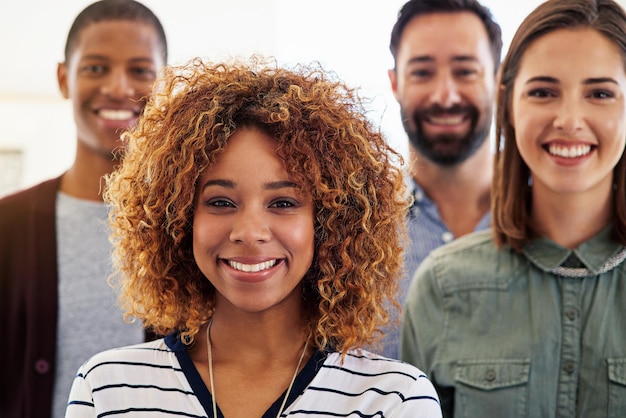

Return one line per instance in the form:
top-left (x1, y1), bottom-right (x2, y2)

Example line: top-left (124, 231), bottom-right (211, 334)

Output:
top-left (65, 333), bottom-right (442, 417)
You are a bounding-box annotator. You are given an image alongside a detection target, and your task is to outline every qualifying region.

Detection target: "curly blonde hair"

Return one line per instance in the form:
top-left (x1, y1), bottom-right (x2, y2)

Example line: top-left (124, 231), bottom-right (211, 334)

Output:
top-left (105, 57), bottom-right (408, 355)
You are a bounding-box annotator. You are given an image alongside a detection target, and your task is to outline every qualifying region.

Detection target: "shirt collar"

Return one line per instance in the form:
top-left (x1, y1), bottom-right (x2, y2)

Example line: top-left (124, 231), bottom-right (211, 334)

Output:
top-left (522, 225), bottom-right (624, 275)
top-left (408, 177), bottom-right (433, 208)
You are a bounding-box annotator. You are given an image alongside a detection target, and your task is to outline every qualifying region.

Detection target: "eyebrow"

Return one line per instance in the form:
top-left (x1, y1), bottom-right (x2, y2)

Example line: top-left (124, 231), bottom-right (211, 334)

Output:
top-left (200, 179), bottom-right (298, 191)
top-left (526, 76), bottom-right (618, 85)
top-left (407, 55), bottom-right (479, 65)
top-left (80, 54), bottom-right (156, 64)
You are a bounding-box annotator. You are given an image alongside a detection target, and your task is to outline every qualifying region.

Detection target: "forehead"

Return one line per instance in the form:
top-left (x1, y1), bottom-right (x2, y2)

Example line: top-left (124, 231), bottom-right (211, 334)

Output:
top-left (206, 128), bottom-right (283, 171)
top-left (517, 28), bottom-right (626, 80)
top-left (68, 20), bottom-right (163, 64)
top-left (396, 11), bottom-right (493, 67)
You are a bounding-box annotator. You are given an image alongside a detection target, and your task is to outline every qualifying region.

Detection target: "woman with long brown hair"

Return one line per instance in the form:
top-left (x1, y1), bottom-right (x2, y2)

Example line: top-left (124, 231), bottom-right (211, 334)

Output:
top-left (402, 0), bottom-right (626, 416)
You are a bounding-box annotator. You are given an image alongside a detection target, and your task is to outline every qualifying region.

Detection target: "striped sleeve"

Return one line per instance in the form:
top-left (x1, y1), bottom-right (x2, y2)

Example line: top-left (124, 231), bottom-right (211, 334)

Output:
top-left (64, 340), bottom-right (206, 417)
top-left (65, 367), bottom-right (97, 418)
top-left (286, 350), bottom-right (442, 417)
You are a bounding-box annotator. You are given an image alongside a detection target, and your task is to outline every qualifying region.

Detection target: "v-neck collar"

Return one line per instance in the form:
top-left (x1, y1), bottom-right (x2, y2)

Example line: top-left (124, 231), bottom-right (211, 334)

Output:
top-left (165, 333), bottom-right (327, 417)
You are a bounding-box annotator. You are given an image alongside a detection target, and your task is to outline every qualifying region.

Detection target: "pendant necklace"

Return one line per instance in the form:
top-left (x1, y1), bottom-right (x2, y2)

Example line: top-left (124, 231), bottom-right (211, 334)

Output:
top-left (206, 319), bottom-right (308, 418)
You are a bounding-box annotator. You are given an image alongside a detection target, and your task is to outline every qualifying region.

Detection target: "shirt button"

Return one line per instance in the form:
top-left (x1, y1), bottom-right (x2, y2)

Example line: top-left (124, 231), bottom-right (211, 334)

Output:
top-left (442, 231), bottom-right (454, 243)
top-left (34, 359), bottom-right (50, 374)
top-left (563, 362), bottom-right (576, 374)
top-left (414, 190), bottom-right (423, 202)
top-left (565, 308), bottom-right (578, 321)
top-left (485, 369), bottom-right (496, 382)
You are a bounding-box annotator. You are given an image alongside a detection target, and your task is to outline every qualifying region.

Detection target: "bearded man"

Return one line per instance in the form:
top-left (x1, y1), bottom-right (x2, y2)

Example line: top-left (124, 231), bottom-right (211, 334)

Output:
top-left (381, 0), bottom-right (502, 360)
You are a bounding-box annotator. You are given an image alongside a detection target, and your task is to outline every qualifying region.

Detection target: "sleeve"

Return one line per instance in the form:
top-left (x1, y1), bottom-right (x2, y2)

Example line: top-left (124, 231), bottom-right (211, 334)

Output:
top-left (400, 253), bottom-right (444, 371)
top-left (64, 364), bottom-right (97, 418)
top-left (388, 370), bottom-right (442, 418)
top-left (400, 253), bottom-right (454, 417)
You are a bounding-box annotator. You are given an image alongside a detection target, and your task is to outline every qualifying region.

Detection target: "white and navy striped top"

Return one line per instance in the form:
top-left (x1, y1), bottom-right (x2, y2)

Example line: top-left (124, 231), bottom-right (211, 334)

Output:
top-left (65, 333), bottom-right (441, 417)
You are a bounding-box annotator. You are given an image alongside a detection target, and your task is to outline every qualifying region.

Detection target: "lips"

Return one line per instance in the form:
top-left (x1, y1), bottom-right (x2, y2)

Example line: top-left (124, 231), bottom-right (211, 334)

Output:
top-left (97, 108), bottom-right (138, 121)
top-left (227, 259), bottom-right (278, 273)
top-left (427, 114), bottom-right (466, 126)
top-left (546, 143), bottom-right (593, 158)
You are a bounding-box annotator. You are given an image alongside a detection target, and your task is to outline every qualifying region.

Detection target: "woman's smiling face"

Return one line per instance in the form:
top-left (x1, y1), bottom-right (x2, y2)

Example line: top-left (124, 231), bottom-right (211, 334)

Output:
top-left (192, 127), bottom-right (315, 314)
top-left (511, 28), bottom-right (626, 199)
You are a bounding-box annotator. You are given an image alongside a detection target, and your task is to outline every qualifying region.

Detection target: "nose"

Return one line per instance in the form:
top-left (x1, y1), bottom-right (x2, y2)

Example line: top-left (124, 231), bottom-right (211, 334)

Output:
top-left (100, 69), bottom-right (135, 98)
top-left (229, 209), bottom-right (272, 244)
top-left (553, 98), bottom-right (585, 133)
top-left (430, 72), bottom-right (461, 108)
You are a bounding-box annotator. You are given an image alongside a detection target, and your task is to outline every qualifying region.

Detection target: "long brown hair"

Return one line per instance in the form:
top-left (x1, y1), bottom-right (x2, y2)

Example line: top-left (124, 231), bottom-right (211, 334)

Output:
top-left (492, 0), bottom-right (626, 250)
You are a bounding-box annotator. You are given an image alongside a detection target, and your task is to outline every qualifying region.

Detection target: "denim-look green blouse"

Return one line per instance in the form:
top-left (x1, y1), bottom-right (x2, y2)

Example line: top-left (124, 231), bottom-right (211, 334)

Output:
top-left (401, 227), bottom-right (626, 418)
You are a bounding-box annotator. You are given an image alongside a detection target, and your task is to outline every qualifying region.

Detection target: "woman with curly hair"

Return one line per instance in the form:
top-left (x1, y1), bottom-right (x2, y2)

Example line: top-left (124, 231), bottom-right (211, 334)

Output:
top-left (65, 57), bottom-right (442, 417)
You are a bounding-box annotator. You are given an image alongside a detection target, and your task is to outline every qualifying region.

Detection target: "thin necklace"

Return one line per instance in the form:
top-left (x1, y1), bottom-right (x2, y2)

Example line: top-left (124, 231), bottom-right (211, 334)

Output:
top-left (206, 319), bottom-right (308, 418)
top-left (551, 247), bottom-right (626, 278)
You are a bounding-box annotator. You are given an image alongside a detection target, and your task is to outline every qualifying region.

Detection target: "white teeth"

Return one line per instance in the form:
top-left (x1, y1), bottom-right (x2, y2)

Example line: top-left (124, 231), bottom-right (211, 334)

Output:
top-left (429, 115), bottom-right (464, 126)
top-left (228, 259), bottom-right (277, 272)
top-left (99, 109), bottom-right (135, 121)
top-left (548, 144), bottom-right (591, 158)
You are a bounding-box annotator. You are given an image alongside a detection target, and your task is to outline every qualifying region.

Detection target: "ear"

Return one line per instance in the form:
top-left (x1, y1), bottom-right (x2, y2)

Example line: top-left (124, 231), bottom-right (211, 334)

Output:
top-left (57, 62), bottom-right (69, 99)
top-left (388, 68), bottom-right (400, 101)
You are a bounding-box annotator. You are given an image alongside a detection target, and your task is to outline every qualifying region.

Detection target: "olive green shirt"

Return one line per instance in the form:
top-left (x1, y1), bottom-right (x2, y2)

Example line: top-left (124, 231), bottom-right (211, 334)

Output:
top-left (401, 227), bottom-right (626, 418)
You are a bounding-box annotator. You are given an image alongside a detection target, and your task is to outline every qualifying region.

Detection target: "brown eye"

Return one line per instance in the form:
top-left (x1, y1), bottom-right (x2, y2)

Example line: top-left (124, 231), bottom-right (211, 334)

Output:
top-left (270, 199), bottom-right (296, 209)
top-left (528, 88), bottom-right (553, 98)
top-left (590, 90), bottom-right (613, 99)
top-left (80, 64), bottom-right (106, 75)
top-left (207, 198), bottom-right (235, 208)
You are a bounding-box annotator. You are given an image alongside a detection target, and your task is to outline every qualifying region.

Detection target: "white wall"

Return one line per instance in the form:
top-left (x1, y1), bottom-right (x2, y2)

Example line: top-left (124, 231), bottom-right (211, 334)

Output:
top-left (0, 0), bottom-right (580, 196)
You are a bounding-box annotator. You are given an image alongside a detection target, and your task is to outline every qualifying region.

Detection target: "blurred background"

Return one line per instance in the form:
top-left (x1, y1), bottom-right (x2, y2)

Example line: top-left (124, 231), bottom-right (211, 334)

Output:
top-left (0, 0), bottom-right (585, 196)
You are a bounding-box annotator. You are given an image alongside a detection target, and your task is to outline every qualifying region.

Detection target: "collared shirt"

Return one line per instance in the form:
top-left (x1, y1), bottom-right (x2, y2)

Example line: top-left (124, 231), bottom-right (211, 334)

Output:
top-left (402, 226), bottom-right (626, 418)
top-left (405, 179), bottom-right (491, 295)
top-left (380, 179), bottom-right (491, 360)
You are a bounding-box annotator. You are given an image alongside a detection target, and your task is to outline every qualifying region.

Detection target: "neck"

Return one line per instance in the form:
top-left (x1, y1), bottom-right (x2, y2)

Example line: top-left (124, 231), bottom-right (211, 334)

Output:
top-left (531, 184), bottom-right (612, 249)
top-left (209, 302), bottom-right (308, 358)
top-left (60, 142), bottom-right (118, 201)
top-left (409, 141), bottom-right (492, 237)
top-left (205, 313), bottom-right (310, 418)
top-left (409, 140), bottom-right (493, 195)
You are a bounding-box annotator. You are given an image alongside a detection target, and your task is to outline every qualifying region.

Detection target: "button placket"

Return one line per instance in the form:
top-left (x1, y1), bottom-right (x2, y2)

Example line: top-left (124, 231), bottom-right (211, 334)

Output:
top-left (557, 278), bottom-right (582, 417)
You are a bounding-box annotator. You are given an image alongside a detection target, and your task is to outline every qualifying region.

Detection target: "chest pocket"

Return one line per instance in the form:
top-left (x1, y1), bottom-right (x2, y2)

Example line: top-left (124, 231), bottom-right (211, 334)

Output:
top-left (454, 359), bottom-right (530, 418)
top-left (608, 358), bottom-right (626, 418)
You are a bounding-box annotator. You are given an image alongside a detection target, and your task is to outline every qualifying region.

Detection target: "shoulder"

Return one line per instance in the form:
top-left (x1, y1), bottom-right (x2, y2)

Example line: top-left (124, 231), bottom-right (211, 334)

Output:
top-left (418, 230), bottom-right (526, 294)
top-left (324, 349), bottom-right (437, 393)
top-left (428, 229), bottom-right (494, 258)
top-left (0, 177), bottom-right (60, 207)
top-left (80, 339), bottom-right (171, 365)
top-left (0, 177), bottom-right (60, 222)
top-left (76, 339), bottom-right (176, 382)
top-left (316, 350), bottom-right (441, 415)
top-left (328, 349), bottom-right (427, 375)
top-left (67, 338), bottom-right (203, 417)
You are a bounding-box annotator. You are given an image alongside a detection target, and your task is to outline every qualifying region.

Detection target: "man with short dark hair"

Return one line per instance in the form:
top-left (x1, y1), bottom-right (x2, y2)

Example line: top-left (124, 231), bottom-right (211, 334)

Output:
top-left (382, 0), bottom-right (502, 360)
top-left (0, 1), bottom-right (167, 416)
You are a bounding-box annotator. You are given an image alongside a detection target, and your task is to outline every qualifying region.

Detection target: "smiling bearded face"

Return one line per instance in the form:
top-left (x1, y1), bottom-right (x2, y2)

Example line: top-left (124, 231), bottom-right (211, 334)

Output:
top-left (401, 100), bottom-right (492, 167)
